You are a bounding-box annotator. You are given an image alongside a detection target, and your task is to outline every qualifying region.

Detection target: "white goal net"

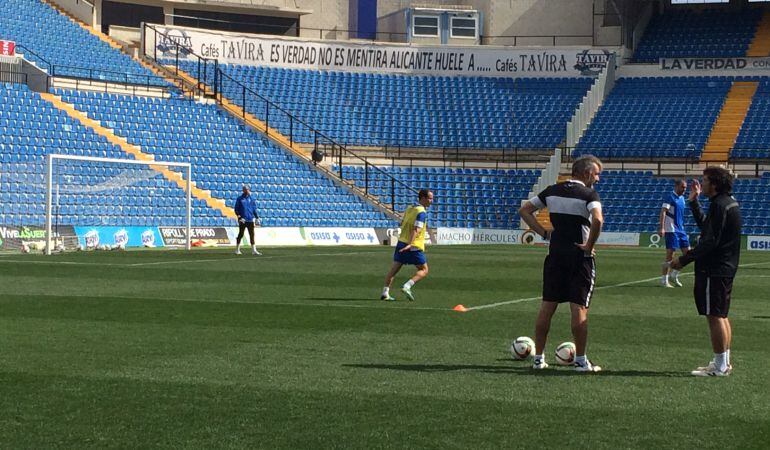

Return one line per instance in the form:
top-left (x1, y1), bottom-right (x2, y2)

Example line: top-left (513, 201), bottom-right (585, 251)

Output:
top-left (43, 154), bottom-right (192, 254)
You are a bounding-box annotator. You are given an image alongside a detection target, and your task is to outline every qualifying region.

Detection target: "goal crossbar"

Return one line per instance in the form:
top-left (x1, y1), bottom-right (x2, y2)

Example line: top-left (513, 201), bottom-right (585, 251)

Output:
top-left (45, 153), bottom-right (193, 254)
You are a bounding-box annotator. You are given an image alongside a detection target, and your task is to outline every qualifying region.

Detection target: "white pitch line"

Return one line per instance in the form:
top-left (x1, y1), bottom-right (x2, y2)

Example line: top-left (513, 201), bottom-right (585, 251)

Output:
top-left (126, 250), bottom-right (385, 266)
top-left (464, 260), bottom-right (770, 312)
top-left (0, 259), bottom-right (124, 266)
top-left (0, 250), bottom-right (388, 268)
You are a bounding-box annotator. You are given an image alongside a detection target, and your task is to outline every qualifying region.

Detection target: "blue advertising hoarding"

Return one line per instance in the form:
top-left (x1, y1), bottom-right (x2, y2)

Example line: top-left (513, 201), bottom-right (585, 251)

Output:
top-left (74, 227), bottom-right (164, 248)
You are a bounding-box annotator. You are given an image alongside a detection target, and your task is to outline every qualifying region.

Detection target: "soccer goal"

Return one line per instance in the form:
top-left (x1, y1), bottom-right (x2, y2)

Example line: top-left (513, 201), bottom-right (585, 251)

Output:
top-left (45, 154), bottom-right (192, 255)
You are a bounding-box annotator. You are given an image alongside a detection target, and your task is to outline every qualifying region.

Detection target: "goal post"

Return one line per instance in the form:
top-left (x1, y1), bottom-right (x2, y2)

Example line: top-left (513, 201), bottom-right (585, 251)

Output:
top-left (45, 154), bottom-right (192, 255)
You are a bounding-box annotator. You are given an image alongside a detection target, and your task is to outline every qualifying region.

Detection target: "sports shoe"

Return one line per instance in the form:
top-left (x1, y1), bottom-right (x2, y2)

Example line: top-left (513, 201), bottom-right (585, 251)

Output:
top-left (574, 360), bottom-right (602, 372)
top-left (533, 360), bottom-right (549, 370)
top-left (661, 280), bottom-right (674, 288)
top-left (401, 286), bottom-right (415, 301)
top-left (691, 364), bottom-right (730, 377)
top-left (695, 360), bottom-right (733, 374)
top-left (672, 277), bottom-right (683, 287)
top-left (252, 249), bottom-right (262, 256)
top-left (235, 249), bottom-right (242, 255)
top-left (380, 295), bottom-right (396, 301)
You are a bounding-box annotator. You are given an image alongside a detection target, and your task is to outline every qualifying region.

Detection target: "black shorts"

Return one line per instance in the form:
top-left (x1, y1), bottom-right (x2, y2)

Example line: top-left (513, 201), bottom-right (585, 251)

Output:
top-left (542, 251), bottom-right (596, 308)
top-left (694, 273), bottom-right (733, 318)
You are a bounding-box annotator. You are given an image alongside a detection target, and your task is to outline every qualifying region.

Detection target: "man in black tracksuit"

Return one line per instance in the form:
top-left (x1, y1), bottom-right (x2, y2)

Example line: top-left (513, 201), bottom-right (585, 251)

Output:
top-left (671, 167), bottom-right (741, 377)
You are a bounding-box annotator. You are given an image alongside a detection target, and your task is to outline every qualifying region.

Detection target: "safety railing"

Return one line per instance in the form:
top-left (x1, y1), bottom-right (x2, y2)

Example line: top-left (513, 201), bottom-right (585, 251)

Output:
top-left (143, 24), bottom-right (418, 213)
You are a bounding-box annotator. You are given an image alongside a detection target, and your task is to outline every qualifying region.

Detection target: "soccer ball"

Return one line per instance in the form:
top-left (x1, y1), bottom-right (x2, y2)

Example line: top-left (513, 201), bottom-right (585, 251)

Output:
top-left (555, 342), bottom-right (576, 366)
top-left (20, 243), bottom-right (30, 254)
top-left (510, 336), bottom-right (535, 360)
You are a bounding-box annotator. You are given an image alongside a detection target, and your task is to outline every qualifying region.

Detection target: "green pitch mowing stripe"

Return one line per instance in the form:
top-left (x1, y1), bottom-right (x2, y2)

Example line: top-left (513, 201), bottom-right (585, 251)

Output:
top-left (1, 246), bottom-right (769, 447)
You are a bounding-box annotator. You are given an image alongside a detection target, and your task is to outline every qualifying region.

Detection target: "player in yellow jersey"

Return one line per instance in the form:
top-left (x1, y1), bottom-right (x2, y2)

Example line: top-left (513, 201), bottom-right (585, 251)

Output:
top-left (381, 189), bottom-right (433, 301)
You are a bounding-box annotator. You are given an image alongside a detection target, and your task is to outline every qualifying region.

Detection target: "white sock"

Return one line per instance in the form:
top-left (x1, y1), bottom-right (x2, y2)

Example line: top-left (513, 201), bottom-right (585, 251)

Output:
top-left (403, 279), bottom-right (415, 290)
top-left (662, 274), bottom-right (669, 284)
top-left (670, 269), bottom-right (679, 280)
top-left (714, 352), bottom-right (728, 372)
top-left (236, 244), bottom-right (241, 251)
top-left (725, 349), bottom-right (731, 366)
top-left (382, 287), bottom-right (390, 297)
top-left (251, 245), bottom-right (256, 251)
top-left (534, 354), bottom-right (544, 363)
top-left (575, 355), bottom-right (588, 366)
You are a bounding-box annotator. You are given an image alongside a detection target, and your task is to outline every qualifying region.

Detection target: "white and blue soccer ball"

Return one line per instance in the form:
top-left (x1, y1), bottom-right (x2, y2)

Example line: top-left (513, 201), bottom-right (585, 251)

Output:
top-left (510, 336), bottom-right (535, 360)
top-left (555, 342), bottom-right (576, 366)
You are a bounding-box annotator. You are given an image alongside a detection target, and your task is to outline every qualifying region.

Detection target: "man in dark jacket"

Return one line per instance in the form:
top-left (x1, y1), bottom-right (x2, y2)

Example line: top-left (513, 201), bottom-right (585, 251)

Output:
top-left (234, 185), bottom-right (262, 256)
top-left (671, 167), bottom-right (741, 377)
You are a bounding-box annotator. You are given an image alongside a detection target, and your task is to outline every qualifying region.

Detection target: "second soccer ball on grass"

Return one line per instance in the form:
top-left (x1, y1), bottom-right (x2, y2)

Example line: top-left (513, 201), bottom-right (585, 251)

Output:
top-left (555, 342), bottom-right (576, 365)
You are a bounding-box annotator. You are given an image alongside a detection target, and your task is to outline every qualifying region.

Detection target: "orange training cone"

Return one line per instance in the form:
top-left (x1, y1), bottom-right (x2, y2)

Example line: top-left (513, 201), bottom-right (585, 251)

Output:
top-left (453, 304), bottom-right (468, 312)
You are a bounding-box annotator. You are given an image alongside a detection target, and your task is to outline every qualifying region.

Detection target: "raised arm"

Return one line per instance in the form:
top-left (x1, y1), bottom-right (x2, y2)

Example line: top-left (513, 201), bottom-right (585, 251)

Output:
top-left (688, 179), bottom-right (706, 228)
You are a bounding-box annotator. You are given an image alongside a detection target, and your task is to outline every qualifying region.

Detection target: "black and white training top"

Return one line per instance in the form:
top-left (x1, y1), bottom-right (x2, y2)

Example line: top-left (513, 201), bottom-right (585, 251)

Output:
top-left (529, 179), bottom-right (602, 255)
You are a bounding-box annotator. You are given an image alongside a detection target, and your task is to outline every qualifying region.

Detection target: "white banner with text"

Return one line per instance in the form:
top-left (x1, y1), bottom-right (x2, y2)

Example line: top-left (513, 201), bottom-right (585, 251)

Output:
top-left (146, 24), bottom-right (612, 78)
top-left (747, 235), bottom-right (770, 251)
top-left (661, 57), bottom-right (770, 72)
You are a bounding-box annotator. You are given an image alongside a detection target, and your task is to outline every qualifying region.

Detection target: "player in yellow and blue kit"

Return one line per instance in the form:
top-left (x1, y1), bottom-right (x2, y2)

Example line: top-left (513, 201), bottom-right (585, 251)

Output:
top-left (381, 189), bottom-right (433, 301)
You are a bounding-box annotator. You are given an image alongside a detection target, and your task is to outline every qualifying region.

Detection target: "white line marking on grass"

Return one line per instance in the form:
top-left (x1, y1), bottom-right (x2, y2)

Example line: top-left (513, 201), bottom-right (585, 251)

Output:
top-left (0, 250), bottom-right (388, 268)
top-left (126, 250), bottom-right (385, 266)
top-left (464, 260), bottom-right (770, 312)
top-left (0, 259), bottom-right (124, 266)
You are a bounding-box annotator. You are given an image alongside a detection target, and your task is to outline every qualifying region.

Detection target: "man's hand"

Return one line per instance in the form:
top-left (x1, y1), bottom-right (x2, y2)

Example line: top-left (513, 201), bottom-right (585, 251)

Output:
top-left (669, 257), bottom-right (683, 270)
top-left (658, 228), bottom-right (665, 237)
top-left (398, 244), bottom-right (412, 253)
top-left (576, 242), bottom-right (596, 256)
top-left (238, 217), bottom-right (245, 224)
top-left (689, 179), bottom-right (701, 202)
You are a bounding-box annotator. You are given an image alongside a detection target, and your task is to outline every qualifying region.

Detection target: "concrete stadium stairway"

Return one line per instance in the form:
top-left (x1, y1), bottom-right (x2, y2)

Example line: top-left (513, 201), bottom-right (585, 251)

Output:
top-left (701, 81), bottom-right (758, 165)
top-left (38, 92), bottom-right (237, 219)
top-left (747, 10), bottom-right (770, 57)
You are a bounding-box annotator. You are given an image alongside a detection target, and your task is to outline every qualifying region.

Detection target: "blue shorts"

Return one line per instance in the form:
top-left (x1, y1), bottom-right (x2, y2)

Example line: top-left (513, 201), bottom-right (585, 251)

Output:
top-left (393, 241), bottom-right (427, 266)
top-left (665, 231), bottom-right (690, 250)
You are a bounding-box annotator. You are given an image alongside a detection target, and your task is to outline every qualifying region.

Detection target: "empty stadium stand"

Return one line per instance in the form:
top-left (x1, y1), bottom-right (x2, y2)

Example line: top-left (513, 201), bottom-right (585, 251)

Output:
top-left (733, 78), bottom-right (770, 159)
top-left (597, 170), bottom-right (769, 235)
top-left (0, 0), bottom-right (160, 84)
top-left (574, 77), bottom-right (733, 159)
top-left (0, 82), bottom-right (199, 226)
top-left (178, 62), bottom-right (594, 150)
top-left (634, 9), bottom-right (762, 63)
top-left (340, 165), bottom-right (540, 228)
top-left (55, 88), bottom-right (395, 227)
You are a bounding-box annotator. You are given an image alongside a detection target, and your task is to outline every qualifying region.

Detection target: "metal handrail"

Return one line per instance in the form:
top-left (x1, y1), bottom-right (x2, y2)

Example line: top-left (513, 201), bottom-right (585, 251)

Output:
top-left (15, 43), bottom-right (171, 91)
top-left (15, 44), bottom-right (52, 72)
top-left (144, 23), bottom-right (418, 212)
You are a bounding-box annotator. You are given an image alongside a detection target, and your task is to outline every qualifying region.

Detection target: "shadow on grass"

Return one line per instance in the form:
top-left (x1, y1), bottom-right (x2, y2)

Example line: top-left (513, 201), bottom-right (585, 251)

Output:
top-left (343, 363), bottom-right (690, 378)
top-left (753, 316), bottom-right (770, 320)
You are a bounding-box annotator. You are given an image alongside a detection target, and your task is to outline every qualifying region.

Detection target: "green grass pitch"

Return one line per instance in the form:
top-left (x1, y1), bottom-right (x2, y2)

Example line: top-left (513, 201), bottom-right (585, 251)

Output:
top-left (1, 245), bottom-right (769, 448)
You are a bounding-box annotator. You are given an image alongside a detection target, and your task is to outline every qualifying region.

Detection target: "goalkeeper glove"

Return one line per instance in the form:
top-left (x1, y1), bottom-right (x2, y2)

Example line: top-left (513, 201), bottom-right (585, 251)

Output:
top-left (238, 217), bottom-right (246, 224)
